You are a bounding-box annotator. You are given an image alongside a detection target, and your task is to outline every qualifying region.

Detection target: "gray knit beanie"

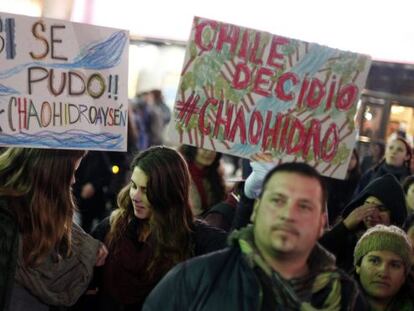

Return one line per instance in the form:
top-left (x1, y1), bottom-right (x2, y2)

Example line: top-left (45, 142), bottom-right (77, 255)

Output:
top-left (354, 224), bottom-right (413, 273)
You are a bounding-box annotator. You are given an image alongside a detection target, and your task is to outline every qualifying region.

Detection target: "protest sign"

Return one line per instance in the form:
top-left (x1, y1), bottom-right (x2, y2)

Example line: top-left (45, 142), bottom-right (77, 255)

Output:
top-left (0, 12), bottom-right (129, 151)
top-left (169, 17), bottom-right (371, 178)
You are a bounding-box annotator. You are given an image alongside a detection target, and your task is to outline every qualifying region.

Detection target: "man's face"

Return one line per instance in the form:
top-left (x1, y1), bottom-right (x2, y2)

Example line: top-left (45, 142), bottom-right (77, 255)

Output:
top-left (252, 172), bottom-right (326, 260)
top-left (357, 250), bottom-right (406, 302)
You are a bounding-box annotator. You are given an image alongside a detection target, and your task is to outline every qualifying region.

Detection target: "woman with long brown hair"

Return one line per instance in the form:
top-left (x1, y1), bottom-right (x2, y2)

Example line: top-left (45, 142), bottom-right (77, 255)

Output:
top-left (0, 147), bottom-right (107, 311)
top-left (92, 146), bottom-right (227, 311)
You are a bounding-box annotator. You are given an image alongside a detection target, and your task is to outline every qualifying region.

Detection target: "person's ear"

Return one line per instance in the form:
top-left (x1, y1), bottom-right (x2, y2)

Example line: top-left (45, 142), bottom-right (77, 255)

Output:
top-left (250, 199), bottom-right (260, 222)
top-left (356, 265), bottom-right (361, 275)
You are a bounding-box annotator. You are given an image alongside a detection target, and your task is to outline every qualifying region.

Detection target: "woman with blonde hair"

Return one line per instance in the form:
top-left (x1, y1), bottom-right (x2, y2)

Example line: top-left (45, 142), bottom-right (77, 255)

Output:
top-left (92, 146), bottom-right (227, 310)
top-left (0, 147), bottom-right (107, 311)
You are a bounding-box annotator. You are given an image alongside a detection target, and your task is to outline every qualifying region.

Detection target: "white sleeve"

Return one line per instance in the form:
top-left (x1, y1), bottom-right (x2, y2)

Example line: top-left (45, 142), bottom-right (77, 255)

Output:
top-left (244, 162), bottom-right (276, 199)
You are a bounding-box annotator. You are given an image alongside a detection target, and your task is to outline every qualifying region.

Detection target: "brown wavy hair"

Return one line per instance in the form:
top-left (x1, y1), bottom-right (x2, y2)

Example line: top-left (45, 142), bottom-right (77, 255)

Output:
top-left (106, 146), bottom-right (194, 274)
top-left (0, 147), bottom-right (86, 267)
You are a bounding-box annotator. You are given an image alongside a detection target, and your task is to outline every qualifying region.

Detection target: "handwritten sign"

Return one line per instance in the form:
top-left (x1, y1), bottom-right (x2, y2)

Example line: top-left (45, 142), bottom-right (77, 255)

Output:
top-left (169, 17), bottom-right (371, 179)
top-left (0, 12), bottom-right (129, 151)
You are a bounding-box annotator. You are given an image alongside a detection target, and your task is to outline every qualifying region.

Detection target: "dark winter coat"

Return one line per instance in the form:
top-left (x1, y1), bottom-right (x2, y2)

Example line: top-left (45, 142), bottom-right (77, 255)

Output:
top-left (89, 217), bottom-right (228, 311)
top-left (143, 227), bottom-right (368, 311)
top-left (354, 161), bottom-right (410, 196)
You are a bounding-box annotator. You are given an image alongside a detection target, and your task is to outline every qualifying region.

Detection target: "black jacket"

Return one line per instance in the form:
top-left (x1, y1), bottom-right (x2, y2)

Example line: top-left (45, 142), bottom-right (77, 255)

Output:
top-left (354, 162), bottom-right (411, 197)
top-left (142, 245), bottom-right (367, 311)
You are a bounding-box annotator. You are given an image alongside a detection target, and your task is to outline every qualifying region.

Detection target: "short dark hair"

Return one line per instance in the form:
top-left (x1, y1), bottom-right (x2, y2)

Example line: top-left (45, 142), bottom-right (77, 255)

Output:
top-left (259, 162), bottom-right (327, 211)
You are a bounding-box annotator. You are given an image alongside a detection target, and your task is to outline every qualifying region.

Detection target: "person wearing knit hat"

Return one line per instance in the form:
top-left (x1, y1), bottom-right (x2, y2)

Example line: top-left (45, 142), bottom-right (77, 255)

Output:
top-left (353, 224), bottom-right (414, 310)
top-left (320, 173), bottom-right (407, 273)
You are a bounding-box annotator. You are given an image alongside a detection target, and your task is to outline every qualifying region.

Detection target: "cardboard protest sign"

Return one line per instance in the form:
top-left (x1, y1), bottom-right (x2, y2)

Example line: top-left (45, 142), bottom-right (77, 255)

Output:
top-left (0, 12), bottom-right (129, 151)
top-left (169, 17), bottom-right (372, 179)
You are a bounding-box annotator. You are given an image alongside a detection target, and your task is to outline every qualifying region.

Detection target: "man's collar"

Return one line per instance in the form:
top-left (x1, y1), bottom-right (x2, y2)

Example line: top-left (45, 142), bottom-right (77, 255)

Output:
top-left (229, 225), bottom-right (337, 277)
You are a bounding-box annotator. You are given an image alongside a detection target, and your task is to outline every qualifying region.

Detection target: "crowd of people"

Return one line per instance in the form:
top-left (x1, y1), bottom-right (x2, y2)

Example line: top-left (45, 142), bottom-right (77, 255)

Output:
top-left (2, 120), bottom-right (414, 310)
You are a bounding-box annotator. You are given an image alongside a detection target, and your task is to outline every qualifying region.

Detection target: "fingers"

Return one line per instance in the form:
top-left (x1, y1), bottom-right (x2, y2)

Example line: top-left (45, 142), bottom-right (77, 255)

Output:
top-left (344, 204), bottom-right (378, 230)
top-left (250, 152), bottom-right (273, 162)
top-left (359, 206), bottom-right (377, 218)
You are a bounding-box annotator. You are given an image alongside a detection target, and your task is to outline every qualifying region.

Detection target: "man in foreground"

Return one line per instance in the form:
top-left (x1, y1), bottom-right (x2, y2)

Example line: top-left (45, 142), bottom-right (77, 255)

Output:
top-left (143, 162), bottom-right (367, 310)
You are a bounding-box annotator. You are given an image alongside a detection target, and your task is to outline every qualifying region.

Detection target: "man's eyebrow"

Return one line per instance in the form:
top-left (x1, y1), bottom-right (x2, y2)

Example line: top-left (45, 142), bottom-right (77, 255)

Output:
top-left (297, 198), bottom-right (315, 204)
top-left (265, 191), bottom-right (284, 196)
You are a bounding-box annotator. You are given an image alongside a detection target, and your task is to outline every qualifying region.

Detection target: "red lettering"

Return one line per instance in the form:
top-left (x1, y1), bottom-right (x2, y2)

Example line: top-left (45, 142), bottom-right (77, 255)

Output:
top-left (194, 20), bottom-right (218, 51)
top-left (275, 72), bottom-right (299, 101)
top-left (296, 75), bottom-right (309, 109)
top-left (232, 63), bottom-right (251, 90)
top-left (253, 67), bottom-right (272, 97)
top-left (262, 112), bottom-right (283, 150)
top-left (278, 116), bottom-right (291, 152)
top-left (266, 36), bottom-right (289, 69)
top-left (198, 98), bottom-right (217, 135)
top-left (286, 118), bottom-right (306, 154)
top-left (238, 30), bottom-right (249, 60)
top-left (18, 97), bottom-right (27, 130)
top-left (325, 75), bottom-right (336, 111)
top-left (108, 108), bottom-right (114, 126)
top-left (213, 101), bottom-right (234, 139)
top-left (248, 111), bottom-right (263, 145)
top-left (306, 78), bottom-right (325, 109)
top-left (302, 119), bottom-right (321, 160)
top-left (321, 123), bottom-right (339, 162)
top-left (336, 84), bottom-right (358, 111)
top-left (216, 24), bottom-right (240, 54)
top-left (228, 105), bottom-right (247, 144)
top-left (249, 32), bottom-right (263, 65)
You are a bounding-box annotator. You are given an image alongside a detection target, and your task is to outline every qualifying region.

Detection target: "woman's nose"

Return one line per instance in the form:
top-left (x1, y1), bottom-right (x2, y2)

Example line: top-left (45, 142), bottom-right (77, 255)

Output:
top-left (131, 188), bottom-right (141, 200)
top-left (377, 263), bottom-right (390, 277)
